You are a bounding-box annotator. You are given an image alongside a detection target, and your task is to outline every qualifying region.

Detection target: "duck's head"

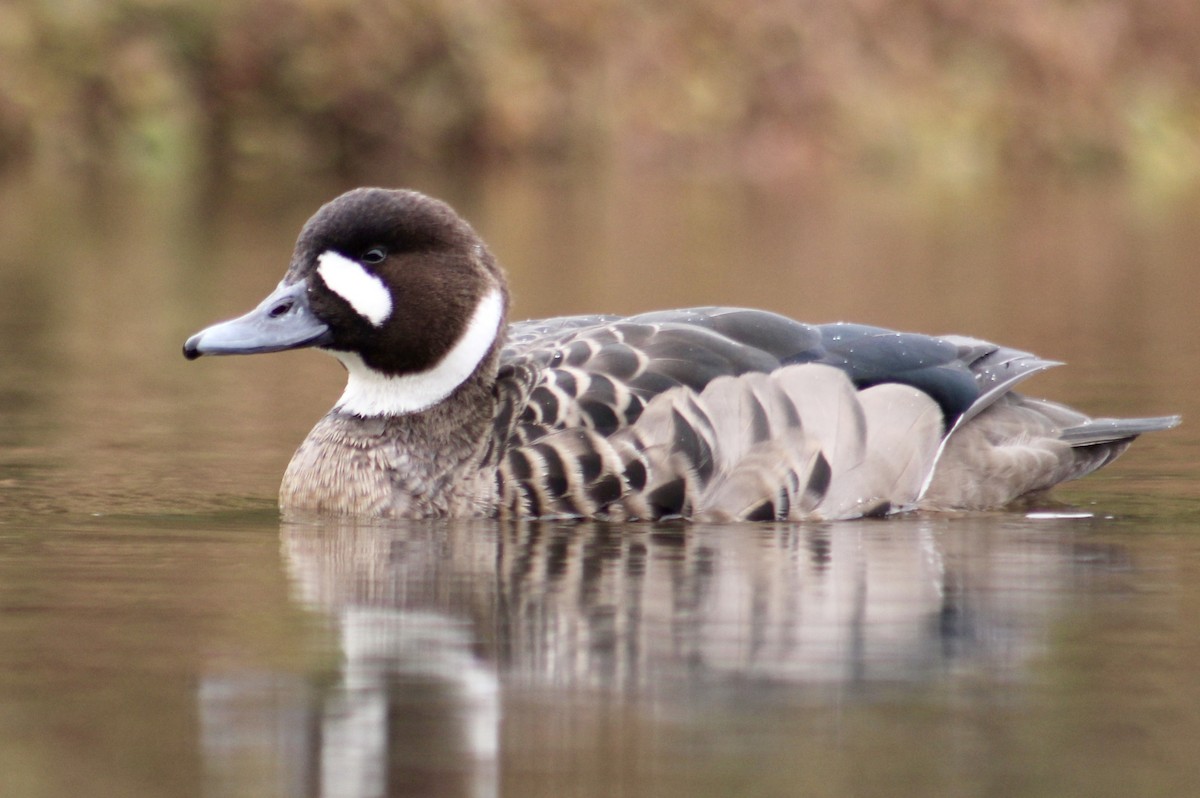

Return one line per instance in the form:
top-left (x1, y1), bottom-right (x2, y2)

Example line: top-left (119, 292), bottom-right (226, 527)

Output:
top-left (184, 188), bottom-right (509, 416)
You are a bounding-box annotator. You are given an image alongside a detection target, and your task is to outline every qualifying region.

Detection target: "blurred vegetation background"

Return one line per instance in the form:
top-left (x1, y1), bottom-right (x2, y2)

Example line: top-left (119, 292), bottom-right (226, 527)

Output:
top-left (0, 0), bottom-right (1198, 191)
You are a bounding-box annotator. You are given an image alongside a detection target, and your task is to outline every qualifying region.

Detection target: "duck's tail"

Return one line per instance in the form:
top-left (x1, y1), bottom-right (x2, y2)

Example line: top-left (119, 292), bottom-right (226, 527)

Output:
top-left (920, 396), bottom-right (1180, 511)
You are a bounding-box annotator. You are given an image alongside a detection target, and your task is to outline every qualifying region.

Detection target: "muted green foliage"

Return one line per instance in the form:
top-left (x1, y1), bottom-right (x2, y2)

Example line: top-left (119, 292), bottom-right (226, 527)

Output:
top-left (1, 0), bottom-right (1199, 185)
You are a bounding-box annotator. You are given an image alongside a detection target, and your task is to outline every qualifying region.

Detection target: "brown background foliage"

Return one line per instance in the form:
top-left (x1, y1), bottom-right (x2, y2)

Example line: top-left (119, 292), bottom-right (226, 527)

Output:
top-left (0, 1), bottom-right (1197, 186)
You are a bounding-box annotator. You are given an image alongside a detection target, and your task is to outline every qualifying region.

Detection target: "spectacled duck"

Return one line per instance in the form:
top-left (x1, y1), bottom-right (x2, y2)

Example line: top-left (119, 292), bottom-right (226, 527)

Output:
top-left (184, 188), bottom-right (1179, 520)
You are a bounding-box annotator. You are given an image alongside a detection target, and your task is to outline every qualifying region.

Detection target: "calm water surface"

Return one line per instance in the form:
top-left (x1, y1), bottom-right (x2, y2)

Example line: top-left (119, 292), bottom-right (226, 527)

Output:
top-left (0, 170), bottom-right (1198, 797)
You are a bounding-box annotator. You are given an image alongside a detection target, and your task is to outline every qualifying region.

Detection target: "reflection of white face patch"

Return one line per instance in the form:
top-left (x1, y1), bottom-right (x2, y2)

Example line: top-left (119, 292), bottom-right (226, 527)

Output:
top-left (332, 288), bottom-right (505, 416)
top-left (316, 250), bottom-right (393, 326)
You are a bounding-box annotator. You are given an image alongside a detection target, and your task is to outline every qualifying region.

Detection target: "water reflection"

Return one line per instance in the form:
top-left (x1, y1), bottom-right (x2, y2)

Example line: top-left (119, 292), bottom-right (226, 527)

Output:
top-left (199, 514), bottom-right (1107, 796)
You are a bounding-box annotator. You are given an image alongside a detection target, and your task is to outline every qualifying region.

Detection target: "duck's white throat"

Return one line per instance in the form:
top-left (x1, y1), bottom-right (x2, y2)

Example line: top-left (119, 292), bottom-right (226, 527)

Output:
top-left (331, 288), bottom-right (505, 416)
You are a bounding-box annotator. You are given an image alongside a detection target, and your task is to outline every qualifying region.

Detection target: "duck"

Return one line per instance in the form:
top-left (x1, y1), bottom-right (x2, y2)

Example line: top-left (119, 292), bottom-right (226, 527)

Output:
top-left (183, 187), bottom-right (1179, 521)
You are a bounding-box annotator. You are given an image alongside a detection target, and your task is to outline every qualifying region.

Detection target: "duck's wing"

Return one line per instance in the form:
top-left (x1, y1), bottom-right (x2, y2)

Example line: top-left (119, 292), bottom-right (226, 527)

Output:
top-left (491, 309), bottom-right (1178, 519)
top-left (490, 308), bottom-right (825, 518)
top-left (495, 311), bottom-right (1054, 449)
top-left (491, 309), bottom-right (967, 520)
top-left (493, 308), bottom-right (823, 450)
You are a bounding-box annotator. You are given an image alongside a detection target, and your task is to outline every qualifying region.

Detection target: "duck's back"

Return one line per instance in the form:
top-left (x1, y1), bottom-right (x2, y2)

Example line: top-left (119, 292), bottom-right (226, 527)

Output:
top-left (491, 307), bottom-right (1176, 520)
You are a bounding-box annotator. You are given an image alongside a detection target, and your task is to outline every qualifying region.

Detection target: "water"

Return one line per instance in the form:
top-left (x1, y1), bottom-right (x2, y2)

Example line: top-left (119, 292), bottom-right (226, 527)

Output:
top-left (0, 169), bottom-right (1198, 797)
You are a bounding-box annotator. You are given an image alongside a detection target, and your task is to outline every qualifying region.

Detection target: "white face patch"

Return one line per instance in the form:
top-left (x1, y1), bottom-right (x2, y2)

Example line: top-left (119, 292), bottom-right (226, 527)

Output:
top-left (316, 250), bottom-right (393, 326)
top-left (331, 288), bottom-right (505, 416)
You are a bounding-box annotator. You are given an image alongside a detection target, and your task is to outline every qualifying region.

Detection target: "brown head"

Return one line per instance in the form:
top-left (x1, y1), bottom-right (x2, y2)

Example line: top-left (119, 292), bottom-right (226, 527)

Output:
top-left (184, 188), bottom-right (510, 416)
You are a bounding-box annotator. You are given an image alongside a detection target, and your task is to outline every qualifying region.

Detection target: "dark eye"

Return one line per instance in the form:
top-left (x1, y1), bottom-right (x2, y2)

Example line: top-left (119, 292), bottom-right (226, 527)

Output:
top-left (361, 247), bottom-right (387, 264)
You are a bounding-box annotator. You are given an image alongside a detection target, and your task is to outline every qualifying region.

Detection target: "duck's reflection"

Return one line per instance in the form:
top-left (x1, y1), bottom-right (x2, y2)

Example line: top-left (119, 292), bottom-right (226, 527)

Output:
top-left (201, 515), bottom-right (1106, 796)
top-left (316, 608), bottom-right (499, 798)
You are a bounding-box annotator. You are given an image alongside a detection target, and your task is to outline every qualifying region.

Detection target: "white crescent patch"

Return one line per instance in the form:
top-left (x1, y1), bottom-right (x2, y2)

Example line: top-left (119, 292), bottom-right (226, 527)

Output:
top-left (317, 250), bottom-right (393, 326)
top-left (331, 288), bottom-right (505, 416)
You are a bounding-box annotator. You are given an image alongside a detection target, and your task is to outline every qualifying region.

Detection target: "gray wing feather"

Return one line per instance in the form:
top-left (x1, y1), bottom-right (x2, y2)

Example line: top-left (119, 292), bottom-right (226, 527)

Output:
top-left (493, 309), bottom-right (1178, 518)
top-left (937, 335), bottom-right (1062, 428)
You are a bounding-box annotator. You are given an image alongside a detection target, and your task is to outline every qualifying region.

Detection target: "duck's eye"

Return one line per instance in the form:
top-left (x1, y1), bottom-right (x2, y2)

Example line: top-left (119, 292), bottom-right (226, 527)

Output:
top-left (361, 247), bottom-right (387, 264)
